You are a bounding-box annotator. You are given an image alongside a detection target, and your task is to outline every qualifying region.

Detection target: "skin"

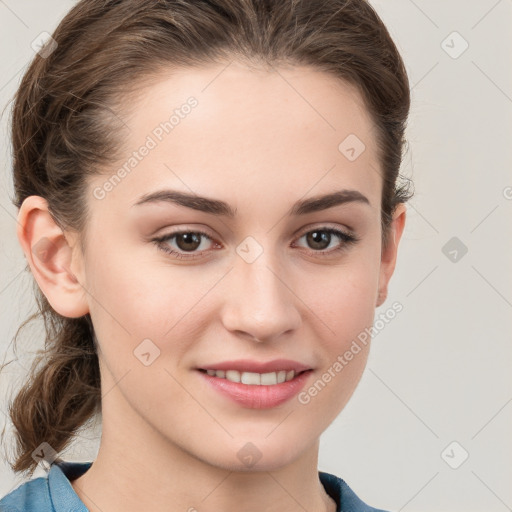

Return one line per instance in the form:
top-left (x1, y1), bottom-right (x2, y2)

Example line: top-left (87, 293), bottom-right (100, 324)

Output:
top-left (17, 60), bottom-right (406, 512)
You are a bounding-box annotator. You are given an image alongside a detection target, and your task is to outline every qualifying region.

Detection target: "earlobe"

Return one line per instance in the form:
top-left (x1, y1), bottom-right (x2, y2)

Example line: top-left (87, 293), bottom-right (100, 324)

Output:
top-left (16, 195), bottom-right (89, 318)
top-left (376, 203), bottom-right (407, 308)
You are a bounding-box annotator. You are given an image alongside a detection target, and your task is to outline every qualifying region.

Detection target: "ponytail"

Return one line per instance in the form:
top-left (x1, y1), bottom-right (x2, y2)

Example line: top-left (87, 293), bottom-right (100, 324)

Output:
top-left (2, 287), bottom-right (100, 477)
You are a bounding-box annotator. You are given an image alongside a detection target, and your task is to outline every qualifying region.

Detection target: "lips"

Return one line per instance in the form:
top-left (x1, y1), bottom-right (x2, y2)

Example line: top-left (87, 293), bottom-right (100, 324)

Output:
top-left (197, 367), bottom-right (314, 408)
top-left (197, 358), bottom-right (312, 374)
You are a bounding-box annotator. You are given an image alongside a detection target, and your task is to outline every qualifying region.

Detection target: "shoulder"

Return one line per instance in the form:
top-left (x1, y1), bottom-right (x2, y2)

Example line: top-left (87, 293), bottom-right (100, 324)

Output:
top-left (0, 461), bottom-right (92, 512)
top-left (0, 474), bottom-right (53, 512)
top-left (319, 471), bottom-right (392, 512)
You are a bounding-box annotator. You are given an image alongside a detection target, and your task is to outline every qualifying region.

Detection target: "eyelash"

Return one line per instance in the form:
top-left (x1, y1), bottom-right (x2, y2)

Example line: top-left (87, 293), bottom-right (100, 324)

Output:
top-left (152, 226), bottom-right (360, 260)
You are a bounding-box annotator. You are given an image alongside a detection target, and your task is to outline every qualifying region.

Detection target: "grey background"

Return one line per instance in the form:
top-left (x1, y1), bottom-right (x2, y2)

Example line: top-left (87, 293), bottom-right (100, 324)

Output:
top-left (1, 1), bottom-right (511, 510)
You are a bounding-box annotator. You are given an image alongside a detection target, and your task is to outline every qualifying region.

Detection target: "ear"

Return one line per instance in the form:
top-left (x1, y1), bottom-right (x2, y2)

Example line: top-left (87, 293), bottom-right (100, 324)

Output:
top-left (16, 195), bottom-right (89, 318)
top-left (376, 203), bottom-right (407, 307)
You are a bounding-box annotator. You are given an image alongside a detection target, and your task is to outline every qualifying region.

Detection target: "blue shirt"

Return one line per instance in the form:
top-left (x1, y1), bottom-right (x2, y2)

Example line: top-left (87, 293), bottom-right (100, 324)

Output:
top-left (0, 461), bottom-right (390, 512)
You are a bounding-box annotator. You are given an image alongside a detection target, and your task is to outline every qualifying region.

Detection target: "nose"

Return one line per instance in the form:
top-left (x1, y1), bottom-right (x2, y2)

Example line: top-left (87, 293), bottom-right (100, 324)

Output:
top-left (220, 249), bottom-right (301, 343)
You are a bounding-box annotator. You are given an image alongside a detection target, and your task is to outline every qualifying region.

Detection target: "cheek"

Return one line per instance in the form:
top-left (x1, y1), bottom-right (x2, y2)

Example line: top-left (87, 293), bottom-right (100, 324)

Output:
top-left (85, 245), bottom-right (220, 354)
top-left (300, 256), bottom-right (380, 343)
top-left (297, 268), bottom-right (376, 421)
top-left (85, 254), bottom-right (204, 417)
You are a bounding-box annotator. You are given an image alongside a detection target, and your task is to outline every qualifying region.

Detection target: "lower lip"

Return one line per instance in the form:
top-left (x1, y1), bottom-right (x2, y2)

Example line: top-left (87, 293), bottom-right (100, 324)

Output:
top-left (197, 369), bottom-right (313, 409)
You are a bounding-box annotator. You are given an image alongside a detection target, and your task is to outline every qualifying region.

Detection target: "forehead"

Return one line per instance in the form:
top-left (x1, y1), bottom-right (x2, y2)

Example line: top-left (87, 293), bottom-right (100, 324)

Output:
top-left (90, 61), bottom-right (382, 217)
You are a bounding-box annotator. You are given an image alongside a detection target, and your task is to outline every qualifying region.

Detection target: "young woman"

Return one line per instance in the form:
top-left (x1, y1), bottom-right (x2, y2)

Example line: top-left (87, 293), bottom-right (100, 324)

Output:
top-left (0, 0), bottom-right (412, 511)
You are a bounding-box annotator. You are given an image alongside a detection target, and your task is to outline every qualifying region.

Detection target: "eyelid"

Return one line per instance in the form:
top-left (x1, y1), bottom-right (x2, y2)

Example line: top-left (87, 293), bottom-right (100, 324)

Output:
top-left (152, 224), bottom-right (216, 239)
top-left (294, 222), bottom-right (357, 239)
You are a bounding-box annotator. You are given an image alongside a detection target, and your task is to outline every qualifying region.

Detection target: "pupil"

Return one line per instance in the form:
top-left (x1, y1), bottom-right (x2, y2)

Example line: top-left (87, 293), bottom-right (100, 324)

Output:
top-left (177, 232), bottom-right (201, 251)
top-left (308, 230), bottom-right (330, 250)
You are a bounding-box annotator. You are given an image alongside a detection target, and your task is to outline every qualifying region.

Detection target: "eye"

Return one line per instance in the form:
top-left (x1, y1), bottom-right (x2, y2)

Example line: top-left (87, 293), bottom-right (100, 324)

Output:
top-left (152, 229), bottom-right (218, 260)
top-left (152, 225), bottom-right (360, 261)
top-left (293, 226), bottom-right (360, 257)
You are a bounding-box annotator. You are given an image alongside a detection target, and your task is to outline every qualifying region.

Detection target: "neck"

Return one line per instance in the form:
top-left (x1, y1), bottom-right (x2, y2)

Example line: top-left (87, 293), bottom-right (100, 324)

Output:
top-left (71, 417), bottom-right (336, 512)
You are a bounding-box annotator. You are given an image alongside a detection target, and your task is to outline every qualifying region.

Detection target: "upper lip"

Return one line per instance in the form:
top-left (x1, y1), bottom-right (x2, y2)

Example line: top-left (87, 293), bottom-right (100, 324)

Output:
top-left (197, 359), bottom-right (313, 374)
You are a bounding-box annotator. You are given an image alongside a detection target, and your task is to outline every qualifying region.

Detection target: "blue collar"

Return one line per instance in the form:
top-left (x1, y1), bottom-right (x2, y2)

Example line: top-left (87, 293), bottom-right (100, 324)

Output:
top-left (41, 461), bottom-right (386, 512)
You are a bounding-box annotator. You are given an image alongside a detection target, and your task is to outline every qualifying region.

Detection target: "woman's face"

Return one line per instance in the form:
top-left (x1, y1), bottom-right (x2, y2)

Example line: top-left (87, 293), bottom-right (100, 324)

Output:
top-left (70, 61), bottom-right (405, 470)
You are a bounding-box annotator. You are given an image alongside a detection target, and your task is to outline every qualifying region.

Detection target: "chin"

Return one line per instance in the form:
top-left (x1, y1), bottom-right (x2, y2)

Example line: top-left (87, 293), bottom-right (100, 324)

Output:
top-left (202, 437), bottom-right (307, 473)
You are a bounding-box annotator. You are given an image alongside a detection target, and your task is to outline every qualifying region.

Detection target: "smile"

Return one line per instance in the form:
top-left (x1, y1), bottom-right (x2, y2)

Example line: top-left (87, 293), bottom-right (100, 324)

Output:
top-left (198, 368), bottom-right (308, 385)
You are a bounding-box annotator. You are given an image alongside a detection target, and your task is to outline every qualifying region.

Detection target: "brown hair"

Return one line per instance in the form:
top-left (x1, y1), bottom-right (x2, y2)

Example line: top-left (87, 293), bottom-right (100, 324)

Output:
top-left (2, 0), bottom-right (412, 477)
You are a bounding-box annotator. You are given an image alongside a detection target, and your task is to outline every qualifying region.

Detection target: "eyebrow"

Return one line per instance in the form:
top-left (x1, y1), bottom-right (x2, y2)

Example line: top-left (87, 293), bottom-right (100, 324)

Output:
top-left (132, 188), bottom-right (370, 217)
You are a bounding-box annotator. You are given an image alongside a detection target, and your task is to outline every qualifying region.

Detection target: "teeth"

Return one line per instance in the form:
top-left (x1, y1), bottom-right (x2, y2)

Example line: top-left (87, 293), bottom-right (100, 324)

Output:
top-left (204, 369), bottom-right (298, 385)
